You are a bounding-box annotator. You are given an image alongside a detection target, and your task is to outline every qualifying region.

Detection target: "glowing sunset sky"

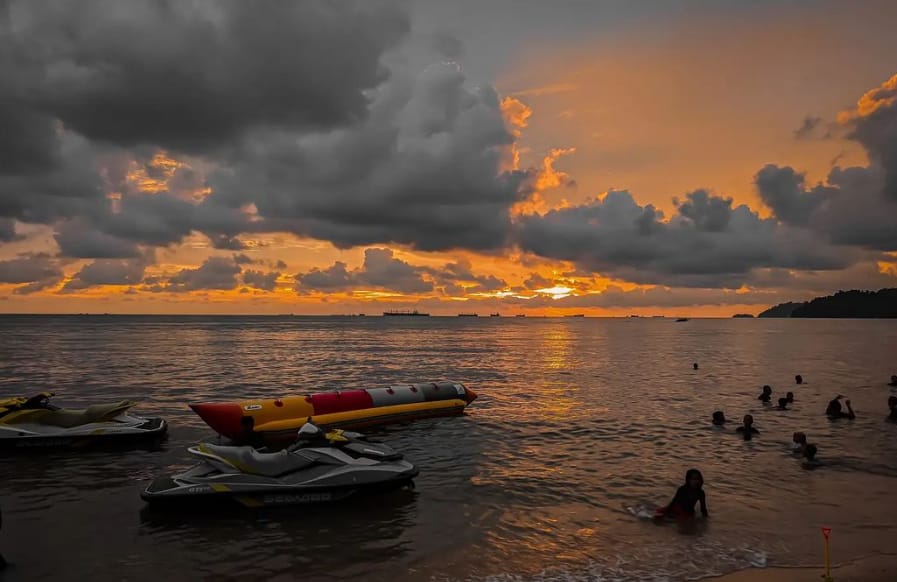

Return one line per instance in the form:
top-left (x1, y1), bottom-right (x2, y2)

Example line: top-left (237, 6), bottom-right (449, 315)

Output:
top-left (1, 0), bottom-right (896, 315)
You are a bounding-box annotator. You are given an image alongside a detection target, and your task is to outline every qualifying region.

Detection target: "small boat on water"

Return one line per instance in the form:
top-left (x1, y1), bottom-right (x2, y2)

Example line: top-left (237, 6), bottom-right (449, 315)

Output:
top-left (191, 381), bottom-right (478, 445)
top-left (0, 393), bottom-right (167, 449)
top-left (676, 318), bottom-right (690, 322)
top-left (458, 313), bottom-right (478, 317)
top-left (489, 313), bottom-right (500, 317)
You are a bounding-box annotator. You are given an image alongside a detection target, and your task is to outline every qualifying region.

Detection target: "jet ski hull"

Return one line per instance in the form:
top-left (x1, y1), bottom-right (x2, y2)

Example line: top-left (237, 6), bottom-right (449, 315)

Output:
top-left (0, 416), bottom-right (167, 449)
top-left (142, 460), bottom-right (418, 508)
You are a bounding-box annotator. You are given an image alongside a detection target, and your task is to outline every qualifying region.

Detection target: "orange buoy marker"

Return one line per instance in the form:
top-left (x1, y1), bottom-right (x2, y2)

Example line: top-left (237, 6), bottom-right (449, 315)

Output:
top-left (821, 526), bottom-right (834, 582)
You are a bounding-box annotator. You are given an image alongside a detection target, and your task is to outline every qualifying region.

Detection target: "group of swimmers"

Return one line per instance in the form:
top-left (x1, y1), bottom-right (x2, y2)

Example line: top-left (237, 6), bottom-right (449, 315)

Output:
top-left (656, 372), bottom-right (897, 521)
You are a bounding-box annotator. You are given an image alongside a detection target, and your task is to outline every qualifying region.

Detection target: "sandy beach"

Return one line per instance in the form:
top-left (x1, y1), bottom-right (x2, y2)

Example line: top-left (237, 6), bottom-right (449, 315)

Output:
top-left (715, 554), bottom-right (897, 582)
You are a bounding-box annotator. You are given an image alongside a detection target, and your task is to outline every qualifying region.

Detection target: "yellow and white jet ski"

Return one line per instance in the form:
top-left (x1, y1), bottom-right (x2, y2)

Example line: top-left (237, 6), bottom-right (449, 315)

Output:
top-left (0, 392), bottom-right (167, 449)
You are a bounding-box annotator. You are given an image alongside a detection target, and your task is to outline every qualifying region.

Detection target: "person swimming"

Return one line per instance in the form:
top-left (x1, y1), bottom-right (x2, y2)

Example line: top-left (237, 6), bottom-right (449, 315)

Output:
top-left (786, 391), bottom-right (794, 403)
top-left (735, 414), bottom-right (759, 440)
top-left (792, 431), bottom-right (808, 453)
top-left (889, 375), bottom-right (897, 387)
top-left (777, 397), bottom-right (790, 410)
top-left (801, 444), bottom-right (822, 469)
top-left (795, 374), bottom-right (803, 385)
top-left (654, 468), bottom-right (708, 520)
top-left (758, 385), bottom-right (772, 403)
top-left (693, 363), bottom-right (699, 370)
top-left (712, 411), bottom-right (726, 425)
top-left (826, 395), bottom-right (855, 419)
top-left (888, 396), bottom-right (897, 422)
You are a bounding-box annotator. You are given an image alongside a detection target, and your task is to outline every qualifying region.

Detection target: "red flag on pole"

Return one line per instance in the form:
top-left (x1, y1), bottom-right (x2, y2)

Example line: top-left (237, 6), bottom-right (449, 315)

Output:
top-left (822, 527), bottom-right (832, 539)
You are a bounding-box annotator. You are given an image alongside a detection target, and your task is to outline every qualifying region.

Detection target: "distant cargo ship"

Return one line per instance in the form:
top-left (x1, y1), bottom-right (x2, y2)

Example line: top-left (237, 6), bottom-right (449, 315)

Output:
top-left (383, 310), bottom-right (430, 316)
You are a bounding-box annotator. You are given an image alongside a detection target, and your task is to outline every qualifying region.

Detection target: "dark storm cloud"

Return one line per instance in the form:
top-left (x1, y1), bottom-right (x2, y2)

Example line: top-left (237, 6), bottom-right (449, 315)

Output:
top-left (515, 190), bottom-right (863, 288)
top-left (295, 249), bottom-right (510, 295)
top-left (438, 259), bottom-right (508, 291)
top-left (0, 254), bottom-right (64, 294)
top-left (54, 220), bottom-right (141, 258)
top-left (232, 253), bottom-right (256, 266)
top-left (62, 253), bottom-right (153, 292)
top-left (162, 256), bottom-right (242, 292)
top-left (754, 165), bottom-right (828, 227)
top-left (756, 164), bottom-right (897, 250)
top-left (523, 273), bottom-right (553, 290)
top-left (296, 248), bottom-right (433, 294)
top-left (0, 218), bottom-right (19, 242)
top-left (242, 270), bottom-right (280, 292)
top-left (1, 1), bottom-right (530, 260)
top-left (209, 60), bottom-right (528, 252)
top-left (842, 74), bottom-right (897, 201)
top-left (8, 0), bottom-right (409, 154)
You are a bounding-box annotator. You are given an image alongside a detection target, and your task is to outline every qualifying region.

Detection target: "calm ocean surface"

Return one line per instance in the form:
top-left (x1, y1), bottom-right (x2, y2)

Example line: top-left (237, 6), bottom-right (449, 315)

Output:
top-left (1, 316), bottom-right (896, 581)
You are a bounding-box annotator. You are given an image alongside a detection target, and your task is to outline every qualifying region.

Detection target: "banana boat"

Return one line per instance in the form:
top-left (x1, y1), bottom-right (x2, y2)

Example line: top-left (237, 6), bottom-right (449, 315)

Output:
top-left (191, 381), bottom-right (477, 444)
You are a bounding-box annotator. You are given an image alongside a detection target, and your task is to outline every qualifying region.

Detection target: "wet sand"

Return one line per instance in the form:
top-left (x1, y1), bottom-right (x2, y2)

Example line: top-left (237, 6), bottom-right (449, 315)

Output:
top-left (715, 554), bottom-right (897, 582)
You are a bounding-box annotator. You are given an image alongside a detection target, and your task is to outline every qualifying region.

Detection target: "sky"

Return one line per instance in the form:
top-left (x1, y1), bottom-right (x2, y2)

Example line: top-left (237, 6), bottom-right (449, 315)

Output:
top-left (1, 0), bottom-right (896, 316)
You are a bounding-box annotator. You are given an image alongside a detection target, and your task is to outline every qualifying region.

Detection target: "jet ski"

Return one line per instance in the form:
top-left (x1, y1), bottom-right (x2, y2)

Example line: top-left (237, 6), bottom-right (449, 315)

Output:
top-left (0, 392), bottom-right (167, 449)
top-left (142, 423), bottom-right (418, 507)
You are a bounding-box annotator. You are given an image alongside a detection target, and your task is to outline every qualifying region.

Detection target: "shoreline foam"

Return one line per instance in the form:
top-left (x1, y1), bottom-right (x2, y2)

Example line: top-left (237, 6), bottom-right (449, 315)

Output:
top-left (711, 553), bottom-right (897, 582)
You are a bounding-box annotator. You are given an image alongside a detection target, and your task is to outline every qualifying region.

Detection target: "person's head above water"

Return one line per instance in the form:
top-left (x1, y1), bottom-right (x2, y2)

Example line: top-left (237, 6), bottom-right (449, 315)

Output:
top-left (795, 374), bottom-right (803, 384)
top-left (793, 432), bottom-right (807, 445)
top-left (890, 375), bottom-right (897, 386)
top-left (685, 468), bottom-right (704, 488)
top-left (743, 414), bottom-right (754, 427)
top-left (778, 397), bottom-right (789, 409)
top-left (712, 411), bottom-right (726, 425)
top-left (762, 385), bottom-right (772, 395)
top-left (888, 396), bottom-right (897, 410)
top-left (786, 391), bottom-right (795, 402)
top-left (693, 363), bottom-right (699, 370)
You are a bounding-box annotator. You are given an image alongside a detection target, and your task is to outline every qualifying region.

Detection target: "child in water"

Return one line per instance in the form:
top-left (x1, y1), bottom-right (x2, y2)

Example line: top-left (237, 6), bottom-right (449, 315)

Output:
top-left (826, 395), bottom-right (855, 419)
top-left (736, 414), bottom-right (760, 440)
top-left (654, 469), bottom-right (708, 520)
top-left (758, 385), bottom-right (772, 403)
top-left (792, 431), bottom-right (808, 453)
top-left (712, 411), bottom-right (726, 425)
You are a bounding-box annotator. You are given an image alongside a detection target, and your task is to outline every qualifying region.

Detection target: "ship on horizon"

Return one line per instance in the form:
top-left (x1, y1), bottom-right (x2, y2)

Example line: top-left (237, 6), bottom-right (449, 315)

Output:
top-left (383, 309), bottom-right (430, 317)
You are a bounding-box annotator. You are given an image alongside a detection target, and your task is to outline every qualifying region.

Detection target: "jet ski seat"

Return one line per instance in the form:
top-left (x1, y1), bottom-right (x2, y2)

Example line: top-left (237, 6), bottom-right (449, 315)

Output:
top-left (37, 401), bottom-right (136, 428)
top-left (200, 443), bottom-right (317, 477)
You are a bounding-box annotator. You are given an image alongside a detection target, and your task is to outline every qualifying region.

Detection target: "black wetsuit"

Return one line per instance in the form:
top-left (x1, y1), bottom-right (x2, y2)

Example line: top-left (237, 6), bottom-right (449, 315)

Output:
top-left (667, 485), bottom-right (708, 517)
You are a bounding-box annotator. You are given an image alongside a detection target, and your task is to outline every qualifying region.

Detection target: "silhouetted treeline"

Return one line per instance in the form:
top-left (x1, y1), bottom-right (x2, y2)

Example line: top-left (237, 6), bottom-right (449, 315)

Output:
top-left (759, 288), bottom-right (897, 318)
top-left (758, 301), bottom-right (805, 318)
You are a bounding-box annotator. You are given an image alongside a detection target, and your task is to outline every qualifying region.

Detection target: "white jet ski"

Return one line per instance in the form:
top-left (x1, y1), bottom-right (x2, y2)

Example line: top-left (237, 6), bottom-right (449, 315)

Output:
top-left (0, 392), bottom-right (167, 449)
top-left (142, 423), bottom-right (418, 507)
